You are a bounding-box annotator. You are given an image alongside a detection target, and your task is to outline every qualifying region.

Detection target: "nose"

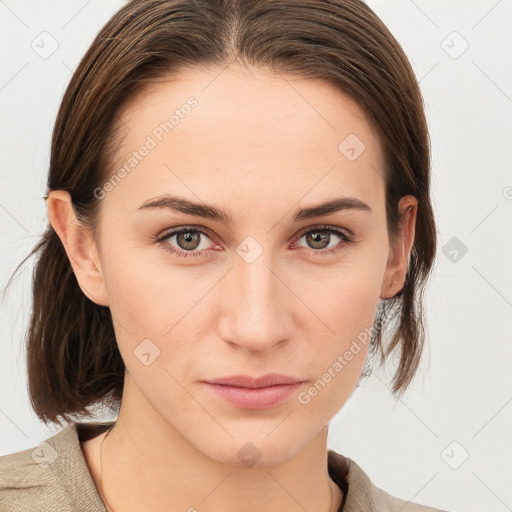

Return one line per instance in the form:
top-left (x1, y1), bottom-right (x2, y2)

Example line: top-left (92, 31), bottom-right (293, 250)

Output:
top-left (217, 251), bottom-right (294, 353)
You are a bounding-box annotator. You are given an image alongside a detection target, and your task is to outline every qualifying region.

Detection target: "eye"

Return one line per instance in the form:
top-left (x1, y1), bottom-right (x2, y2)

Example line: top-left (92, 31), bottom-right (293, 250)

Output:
top-left (155, 226), bottom-right (218, 258)
top-left (292, 225), bottom-right (354, 256)
top-left (154, 224), bottom-right (355, 258)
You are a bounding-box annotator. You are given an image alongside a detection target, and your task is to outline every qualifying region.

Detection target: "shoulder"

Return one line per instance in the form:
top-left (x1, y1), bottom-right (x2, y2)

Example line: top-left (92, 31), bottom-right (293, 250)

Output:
top-left (0, 426), bottom-right (73, 511)
top-left (0, 422), bottom-right (107, 512)
top-left (370, 482), bottom-right (451, 512)
top-left (327, 449), bottom-right (454, 512)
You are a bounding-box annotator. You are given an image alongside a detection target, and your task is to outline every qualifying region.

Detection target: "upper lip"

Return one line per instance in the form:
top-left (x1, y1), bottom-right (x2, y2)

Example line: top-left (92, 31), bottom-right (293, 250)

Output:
top-left (204, 373), bottom-right (304, 388)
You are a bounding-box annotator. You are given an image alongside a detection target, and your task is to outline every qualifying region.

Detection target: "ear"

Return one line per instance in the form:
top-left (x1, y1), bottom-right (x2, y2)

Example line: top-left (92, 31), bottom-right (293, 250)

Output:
top-left (46, 189), bottom-right (109, 306)
top-left (380, 195), bottom-right (418, 301)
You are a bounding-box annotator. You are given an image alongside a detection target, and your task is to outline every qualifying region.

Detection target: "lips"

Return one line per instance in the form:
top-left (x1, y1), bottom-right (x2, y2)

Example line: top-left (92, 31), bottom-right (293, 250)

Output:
top-left (202, 373), bottom-right (305, 409)
top-left (203, 373), bottom-right (303, 389)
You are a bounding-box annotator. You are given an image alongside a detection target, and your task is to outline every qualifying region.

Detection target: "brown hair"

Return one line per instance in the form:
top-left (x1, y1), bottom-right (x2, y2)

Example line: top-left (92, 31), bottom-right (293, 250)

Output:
top-left (5, 0), bottom-right (437, 427)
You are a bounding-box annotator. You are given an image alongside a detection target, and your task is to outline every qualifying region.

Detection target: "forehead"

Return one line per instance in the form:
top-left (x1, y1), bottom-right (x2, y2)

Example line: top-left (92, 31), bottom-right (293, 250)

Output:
top-left (106, 65), bottom-right (385, 212)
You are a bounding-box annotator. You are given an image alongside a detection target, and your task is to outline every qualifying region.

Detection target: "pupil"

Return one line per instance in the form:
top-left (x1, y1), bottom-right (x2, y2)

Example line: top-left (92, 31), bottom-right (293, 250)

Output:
top-left (179, 231), bottom-right (199, 249)
top-left (308, 231), bottom-right (329, 249)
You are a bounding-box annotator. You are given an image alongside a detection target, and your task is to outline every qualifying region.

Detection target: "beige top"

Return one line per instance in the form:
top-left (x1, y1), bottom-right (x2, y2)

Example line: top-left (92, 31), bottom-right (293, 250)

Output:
top-left (0, 421), bottom-right (450, 512)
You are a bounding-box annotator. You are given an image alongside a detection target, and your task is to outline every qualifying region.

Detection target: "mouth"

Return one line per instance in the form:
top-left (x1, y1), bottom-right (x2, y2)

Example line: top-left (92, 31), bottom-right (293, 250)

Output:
top-left (202, 374), bottom-right (305, 409)
top-left (203, 382), bottom-right (303, 409)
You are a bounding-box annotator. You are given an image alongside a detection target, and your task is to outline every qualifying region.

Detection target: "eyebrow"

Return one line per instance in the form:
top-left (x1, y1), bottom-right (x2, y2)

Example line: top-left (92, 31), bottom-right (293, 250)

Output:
top-left (137, 194), bottom-right (372, 223)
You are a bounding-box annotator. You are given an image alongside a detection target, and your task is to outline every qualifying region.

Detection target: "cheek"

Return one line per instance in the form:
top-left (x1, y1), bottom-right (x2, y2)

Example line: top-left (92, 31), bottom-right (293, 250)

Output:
top-left (101, 245), bottom-right (193, 331)
top-left (295, 337), bottom-right (369, 429)
top-left (292, 250), bottom-right (383, 401)
top-left (294, 250), bottom-right (383, 335)
top-left (99, 248), bottom-right (210, 377)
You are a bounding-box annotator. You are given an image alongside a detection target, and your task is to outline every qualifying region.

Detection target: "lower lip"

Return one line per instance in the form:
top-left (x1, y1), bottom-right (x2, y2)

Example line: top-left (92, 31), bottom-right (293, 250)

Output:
top-left (203, 382), bottom-right (302, 409)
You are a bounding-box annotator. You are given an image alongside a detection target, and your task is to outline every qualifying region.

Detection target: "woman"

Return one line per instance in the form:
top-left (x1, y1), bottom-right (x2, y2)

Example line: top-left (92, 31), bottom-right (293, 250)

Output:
top-left (0, 0), bottom-right (449, 510)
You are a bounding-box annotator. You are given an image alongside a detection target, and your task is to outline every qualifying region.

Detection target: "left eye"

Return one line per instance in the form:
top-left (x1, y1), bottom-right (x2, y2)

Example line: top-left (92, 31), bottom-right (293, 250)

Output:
top-left (293, 226), bottom-right (352, 253)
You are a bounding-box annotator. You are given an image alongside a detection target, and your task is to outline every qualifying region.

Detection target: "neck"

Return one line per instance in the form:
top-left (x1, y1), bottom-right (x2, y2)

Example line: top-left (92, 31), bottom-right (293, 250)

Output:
top-left (84, 380), bottom-right (343, 512)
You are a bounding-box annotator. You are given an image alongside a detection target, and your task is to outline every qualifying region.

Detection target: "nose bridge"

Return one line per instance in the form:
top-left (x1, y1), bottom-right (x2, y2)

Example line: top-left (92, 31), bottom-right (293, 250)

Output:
top-left (220, 244), bottom-right (291, 352)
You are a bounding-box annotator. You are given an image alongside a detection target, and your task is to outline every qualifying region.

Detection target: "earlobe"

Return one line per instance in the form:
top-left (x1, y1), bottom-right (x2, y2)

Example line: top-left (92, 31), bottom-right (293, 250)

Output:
top-left (46, 190), bottom-right (109, 306)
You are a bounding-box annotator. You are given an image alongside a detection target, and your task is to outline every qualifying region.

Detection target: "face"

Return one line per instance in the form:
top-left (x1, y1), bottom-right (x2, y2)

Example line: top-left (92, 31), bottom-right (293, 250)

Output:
top-left (51, 65), bottom-right (415, 467)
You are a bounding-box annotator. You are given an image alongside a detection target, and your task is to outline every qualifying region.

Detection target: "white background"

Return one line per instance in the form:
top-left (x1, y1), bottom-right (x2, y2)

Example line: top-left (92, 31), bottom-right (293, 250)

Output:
top-left (1, 1), bottom-right (511, 511)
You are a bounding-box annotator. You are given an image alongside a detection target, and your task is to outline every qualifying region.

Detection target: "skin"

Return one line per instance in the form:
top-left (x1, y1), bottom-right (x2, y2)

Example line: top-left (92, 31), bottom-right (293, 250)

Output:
top-left (47, 64), bottom-right (417, 512)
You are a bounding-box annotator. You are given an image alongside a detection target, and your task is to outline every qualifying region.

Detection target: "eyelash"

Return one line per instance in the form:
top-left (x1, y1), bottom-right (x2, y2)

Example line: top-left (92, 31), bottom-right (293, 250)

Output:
top-left (153, 224), bottom-right (355, 259)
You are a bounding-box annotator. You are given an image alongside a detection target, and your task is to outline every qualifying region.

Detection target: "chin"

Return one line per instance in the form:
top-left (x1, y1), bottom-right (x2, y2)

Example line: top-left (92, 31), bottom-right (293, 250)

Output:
top-left (191, 427), bottom-right (306, 469)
